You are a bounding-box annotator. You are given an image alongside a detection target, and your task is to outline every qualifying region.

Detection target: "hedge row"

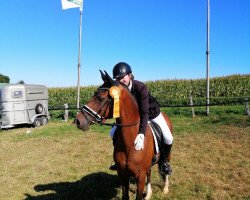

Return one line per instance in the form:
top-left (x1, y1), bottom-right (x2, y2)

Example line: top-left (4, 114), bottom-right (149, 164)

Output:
top-left (48, 74), bottom-right (250, 108)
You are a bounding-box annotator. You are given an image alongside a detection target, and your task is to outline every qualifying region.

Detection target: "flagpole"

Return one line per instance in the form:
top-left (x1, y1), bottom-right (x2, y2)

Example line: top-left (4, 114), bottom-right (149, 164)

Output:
top-left (77, 8), bottom-right (83, 111)
top-left (206, 0), bottom-right (210, 115)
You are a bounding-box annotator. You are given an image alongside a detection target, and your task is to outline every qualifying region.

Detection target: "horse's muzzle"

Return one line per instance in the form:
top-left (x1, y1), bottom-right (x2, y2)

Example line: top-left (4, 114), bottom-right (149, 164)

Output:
top-left (74, 118), bottom-right (90, 131)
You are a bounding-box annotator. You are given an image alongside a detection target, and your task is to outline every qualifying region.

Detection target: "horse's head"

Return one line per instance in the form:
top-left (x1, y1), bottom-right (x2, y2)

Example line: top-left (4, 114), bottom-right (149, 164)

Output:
top-left (75, 70), bottom-right (118, 131)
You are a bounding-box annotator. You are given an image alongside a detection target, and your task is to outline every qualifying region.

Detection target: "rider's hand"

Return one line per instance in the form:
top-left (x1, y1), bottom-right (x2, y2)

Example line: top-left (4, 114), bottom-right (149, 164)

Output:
top-left (134, 133), bottom-right (145, 151)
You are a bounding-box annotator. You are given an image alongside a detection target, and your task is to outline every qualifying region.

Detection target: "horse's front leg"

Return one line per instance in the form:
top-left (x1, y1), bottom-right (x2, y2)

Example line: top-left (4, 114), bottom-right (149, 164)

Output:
top-left (145, 169), bottom-right (152, 200)
top-left (136, 171), bottom-right (146, 200)
top-left (118, 171), bottom-right (129, 200)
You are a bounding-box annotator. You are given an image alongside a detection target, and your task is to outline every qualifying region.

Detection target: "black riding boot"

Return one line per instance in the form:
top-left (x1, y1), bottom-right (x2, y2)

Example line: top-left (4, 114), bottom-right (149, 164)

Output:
top-left (160, 144), bottom-right (172, 175)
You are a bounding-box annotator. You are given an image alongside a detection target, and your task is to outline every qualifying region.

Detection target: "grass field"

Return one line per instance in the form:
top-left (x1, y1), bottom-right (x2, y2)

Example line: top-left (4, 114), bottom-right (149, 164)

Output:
top-left (0, 106), bottom-right (249, 200)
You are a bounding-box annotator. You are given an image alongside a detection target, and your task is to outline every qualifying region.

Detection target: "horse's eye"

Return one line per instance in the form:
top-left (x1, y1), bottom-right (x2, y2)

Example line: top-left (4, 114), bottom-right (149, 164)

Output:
top-left (98, 94), bottom-right (105, 101)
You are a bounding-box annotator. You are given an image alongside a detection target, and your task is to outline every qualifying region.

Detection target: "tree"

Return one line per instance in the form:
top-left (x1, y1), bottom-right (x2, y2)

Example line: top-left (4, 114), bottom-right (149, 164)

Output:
top-left (17, 80), bottom-right (25, 84)
top-left (0, 74), bottom-right (10, 83)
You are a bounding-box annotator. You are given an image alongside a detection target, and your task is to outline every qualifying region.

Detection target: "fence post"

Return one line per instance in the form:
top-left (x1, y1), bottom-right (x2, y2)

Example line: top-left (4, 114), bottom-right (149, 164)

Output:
top-left (244, 97), bottom-right (250, 116)
top-left (64, 103), bottom-right (69, 121)
top-left (189, 95), bottom-right (195, 118)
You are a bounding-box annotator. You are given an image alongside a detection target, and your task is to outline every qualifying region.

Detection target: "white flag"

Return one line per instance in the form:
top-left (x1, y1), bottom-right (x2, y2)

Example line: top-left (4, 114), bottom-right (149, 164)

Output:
top-left (61, 0), bottom-right (83, 11)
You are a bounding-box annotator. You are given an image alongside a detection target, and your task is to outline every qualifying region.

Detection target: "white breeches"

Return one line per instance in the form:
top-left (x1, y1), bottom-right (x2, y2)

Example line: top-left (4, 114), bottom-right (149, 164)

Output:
top-left (150, 113), bottom-right (173, 145)
top-left (110, 113), bottom-right (173, 145)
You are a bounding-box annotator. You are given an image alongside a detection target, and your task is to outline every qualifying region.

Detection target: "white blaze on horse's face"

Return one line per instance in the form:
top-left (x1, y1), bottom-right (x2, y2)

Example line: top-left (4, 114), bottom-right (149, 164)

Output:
top-left (117, 74), bottom-right (131, 86)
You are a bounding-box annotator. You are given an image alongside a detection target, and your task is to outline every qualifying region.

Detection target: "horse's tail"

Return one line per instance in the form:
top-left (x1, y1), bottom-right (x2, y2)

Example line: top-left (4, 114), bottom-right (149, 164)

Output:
top-left (158, 158), bottom-right (167, 181)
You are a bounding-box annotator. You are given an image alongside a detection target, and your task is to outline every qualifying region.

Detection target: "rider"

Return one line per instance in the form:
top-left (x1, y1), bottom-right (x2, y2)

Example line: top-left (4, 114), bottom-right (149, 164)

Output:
top-left (109, 62), bottom-right (173, 175)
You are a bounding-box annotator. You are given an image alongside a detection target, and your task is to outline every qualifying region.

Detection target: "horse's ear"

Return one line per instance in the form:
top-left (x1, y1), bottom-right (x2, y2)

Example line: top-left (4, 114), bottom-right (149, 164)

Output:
top-left (104, 70), bottom-right (116, 86)
top-left (99, 70), bottom-right (107, 82)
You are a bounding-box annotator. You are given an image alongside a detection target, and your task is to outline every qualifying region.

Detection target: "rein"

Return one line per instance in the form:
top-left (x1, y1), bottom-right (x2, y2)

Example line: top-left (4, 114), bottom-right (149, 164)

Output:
top-left (100, 120), bottom-right (139, 127)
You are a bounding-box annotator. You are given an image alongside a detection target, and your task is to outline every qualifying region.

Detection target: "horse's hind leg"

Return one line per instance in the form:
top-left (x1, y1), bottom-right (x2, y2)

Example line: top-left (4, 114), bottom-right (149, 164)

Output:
top-left (163, 174), bottom-right (169, 195)
top-left (145, 170), bottom-right (152, 200)
top-left (158, 156), bottom-right (170, 195)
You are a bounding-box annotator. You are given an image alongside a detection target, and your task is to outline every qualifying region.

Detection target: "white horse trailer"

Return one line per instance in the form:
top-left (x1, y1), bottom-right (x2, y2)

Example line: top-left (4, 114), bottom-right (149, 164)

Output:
top-left (0, 84), bottom-right (50, 129)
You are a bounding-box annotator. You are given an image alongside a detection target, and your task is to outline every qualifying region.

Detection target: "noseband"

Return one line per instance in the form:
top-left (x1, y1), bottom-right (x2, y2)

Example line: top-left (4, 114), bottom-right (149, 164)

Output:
top-left (81, 105), bottom-right (103, 123)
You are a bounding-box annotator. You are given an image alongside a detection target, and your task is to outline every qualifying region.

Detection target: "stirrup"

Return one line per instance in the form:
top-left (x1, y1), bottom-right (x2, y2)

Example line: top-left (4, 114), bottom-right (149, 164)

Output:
top-left (161, 162), bottom-right (172, 175)
top-left (109, 162), bottom-right (117, 171)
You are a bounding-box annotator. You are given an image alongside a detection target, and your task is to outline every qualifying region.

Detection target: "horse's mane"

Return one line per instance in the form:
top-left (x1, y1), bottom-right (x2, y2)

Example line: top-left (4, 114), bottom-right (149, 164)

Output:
top-left (119, 82), bottom-right (138, 108)
top-left (98, 81), bottom-right (138, 111)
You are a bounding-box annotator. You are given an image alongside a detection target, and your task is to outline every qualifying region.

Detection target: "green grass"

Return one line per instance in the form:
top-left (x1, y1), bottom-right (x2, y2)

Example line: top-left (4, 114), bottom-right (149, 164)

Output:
top-left (0, 107), bottom-right (249, 200)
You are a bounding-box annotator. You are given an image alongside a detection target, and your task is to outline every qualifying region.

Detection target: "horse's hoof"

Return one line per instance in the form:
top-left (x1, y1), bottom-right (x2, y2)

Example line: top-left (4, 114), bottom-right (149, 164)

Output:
top-left (144, 192), bottom-right (152, 200)
top-left (163, 188), bottom-right (169, 195)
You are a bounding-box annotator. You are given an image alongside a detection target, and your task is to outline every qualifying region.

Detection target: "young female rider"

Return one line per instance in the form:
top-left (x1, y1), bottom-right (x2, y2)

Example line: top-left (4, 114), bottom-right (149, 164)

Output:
top-left (109, 62), bottom-right (173, 175)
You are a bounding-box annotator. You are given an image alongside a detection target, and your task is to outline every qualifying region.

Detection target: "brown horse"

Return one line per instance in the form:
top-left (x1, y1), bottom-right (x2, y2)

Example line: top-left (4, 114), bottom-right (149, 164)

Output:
top-left (75, 71), bottom-right (173, 200)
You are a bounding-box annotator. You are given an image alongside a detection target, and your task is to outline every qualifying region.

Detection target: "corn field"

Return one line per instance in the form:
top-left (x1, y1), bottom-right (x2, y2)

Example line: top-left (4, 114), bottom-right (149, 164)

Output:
top-left (48, 74), bottom-right (250, 109)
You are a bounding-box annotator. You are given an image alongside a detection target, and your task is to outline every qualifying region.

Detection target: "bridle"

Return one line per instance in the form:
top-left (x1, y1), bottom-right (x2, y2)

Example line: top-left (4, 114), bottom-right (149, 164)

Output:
top-left (79, 86), bottom-right (139, 128)
top-left (80, 87), bottom-right (111, 127)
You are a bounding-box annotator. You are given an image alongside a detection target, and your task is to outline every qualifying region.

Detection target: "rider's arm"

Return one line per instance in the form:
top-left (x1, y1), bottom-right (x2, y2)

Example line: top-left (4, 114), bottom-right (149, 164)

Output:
top-left (137, 83), bottom-right (149, 135)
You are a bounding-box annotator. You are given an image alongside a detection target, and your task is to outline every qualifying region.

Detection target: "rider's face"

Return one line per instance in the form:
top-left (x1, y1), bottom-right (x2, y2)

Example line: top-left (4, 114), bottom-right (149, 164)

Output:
top-left (116, 74), bottom-right (131, 86)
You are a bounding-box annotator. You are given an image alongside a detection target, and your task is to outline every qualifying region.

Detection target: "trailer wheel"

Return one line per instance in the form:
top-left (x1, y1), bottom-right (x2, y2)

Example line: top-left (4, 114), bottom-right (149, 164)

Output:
top-left (41, 116), bottom-right (48, 125)
top-left (35, 104), bottom-right (43, 114)
top-left (33, 117), bottom-right (41, 127)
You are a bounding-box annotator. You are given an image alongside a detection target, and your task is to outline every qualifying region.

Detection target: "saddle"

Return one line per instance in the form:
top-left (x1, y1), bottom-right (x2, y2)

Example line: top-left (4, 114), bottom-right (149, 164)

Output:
top-left (148, 122), bottom-right (164, 166)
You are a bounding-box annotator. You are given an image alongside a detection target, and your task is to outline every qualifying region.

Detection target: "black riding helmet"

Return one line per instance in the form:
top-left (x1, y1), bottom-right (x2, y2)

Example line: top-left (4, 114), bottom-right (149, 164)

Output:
top-left (113, 62), bottom-right (132, 79)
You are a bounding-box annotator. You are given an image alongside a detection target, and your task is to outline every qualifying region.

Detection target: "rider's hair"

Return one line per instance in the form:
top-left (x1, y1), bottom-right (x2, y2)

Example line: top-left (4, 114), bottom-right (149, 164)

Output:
top-left (129, 73), bottom-right (134, 80)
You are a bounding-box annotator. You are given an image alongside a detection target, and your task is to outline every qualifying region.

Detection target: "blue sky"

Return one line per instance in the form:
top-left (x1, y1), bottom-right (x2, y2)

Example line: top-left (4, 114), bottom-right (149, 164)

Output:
top-left (0, 0), bottom-right (249, 87)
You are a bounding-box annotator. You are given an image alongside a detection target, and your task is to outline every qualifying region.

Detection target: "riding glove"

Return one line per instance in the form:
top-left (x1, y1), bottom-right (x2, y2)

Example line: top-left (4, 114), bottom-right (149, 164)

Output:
top-left (134, 133), bottom-right (145, 150)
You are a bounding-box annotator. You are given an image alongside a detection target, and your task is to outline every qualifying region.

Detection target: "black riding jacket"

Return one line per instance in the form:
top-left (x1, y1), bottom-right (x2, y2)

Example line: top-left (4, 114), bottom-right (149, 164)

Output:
top-left (130, 80), bottom-right (160, 135)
